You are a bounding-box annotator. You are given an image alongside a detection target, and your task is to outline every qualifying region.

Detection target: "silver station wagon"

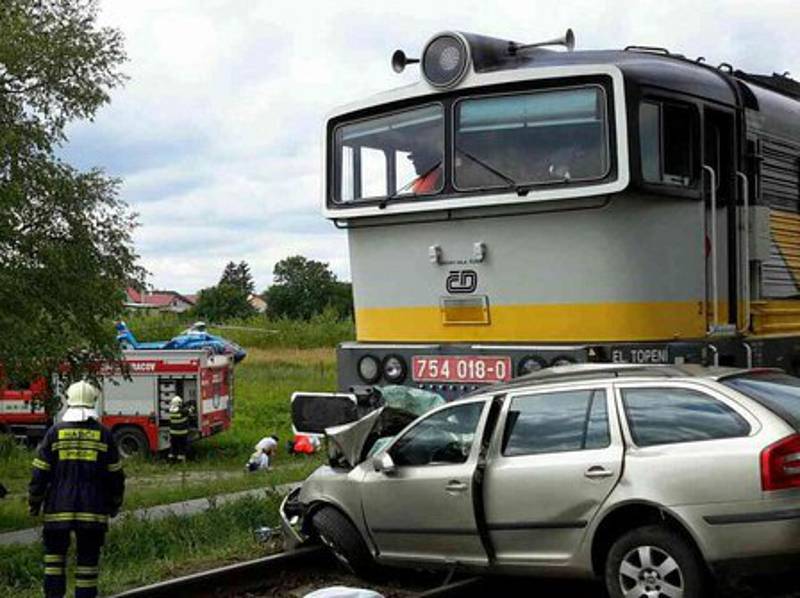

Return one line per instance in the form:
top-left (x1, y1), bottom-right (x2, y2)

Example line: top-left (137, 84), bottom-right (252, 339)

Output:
top-left (281, 365), bottom-right (800, 598)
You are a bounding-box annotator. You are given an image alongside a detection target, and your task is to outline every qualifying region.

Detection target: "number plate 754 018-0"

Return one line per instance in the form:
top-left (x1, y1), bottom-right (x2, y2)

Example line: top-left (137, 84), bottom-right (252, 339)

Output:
top-left (412, 356), bottom-right (512, 384)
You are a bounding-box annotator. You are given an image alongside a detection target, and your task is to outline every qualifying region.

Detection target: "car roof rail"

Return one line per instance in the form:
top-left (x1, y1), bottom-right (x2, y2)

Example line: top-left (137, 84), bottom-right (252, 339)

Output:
top-left (466, 363), bottom-right (752, 396)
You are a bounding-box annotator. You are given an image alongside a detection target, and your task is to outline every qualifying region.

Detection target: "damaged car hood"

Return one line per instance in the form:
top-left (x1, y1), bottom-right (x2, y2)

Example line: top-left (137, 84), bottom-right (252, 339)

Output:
top-left (325, 387), bottom-right (446, 468)
top-left (326, 408), bottom-right (387, 469)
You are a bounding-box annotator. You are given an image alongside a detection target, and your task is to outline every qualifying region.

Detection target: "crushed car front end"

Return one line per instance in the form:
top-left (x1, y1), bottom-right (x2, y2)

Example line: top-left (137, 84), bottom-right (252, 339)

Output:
top-left (281, 386), bottom-right (445, 551)
top-left (279, 487), bottom-right (307, 550)
top-left (279, 463), bottom-right (372, 551)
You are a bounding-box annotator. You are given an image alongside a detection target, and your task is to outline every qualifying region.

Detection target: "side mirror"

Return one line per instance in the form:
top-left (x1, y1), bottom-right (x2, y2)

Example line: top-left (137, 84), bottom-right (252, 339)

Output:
top-left (372, 452), bottom-right (396, 475)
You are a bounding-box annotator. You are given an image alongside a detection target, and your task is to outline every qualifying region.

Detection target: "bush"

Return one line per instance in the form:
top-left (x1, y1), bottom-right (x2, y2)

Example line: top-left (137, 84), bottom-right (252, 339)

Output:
top-left (122, 312), bottom-right (187, 341)
top-left (0, 435), bottom-right (31, 479)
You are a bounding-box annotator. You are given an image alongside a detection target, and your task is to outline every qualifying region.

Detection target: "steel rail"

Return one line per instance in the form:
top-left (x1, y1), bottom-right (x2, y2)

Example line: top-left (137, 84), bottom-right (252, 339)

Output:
top-left (109, 546), bottom-right (484, 598)
top-left (110, 546), bottom-right (327, 598)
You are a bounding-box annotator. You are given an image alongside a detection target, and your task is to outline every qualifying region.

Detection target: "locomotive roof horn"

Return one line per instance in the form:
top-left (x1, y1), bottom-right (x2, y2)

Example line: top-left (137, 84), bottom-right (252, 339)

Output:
top-left (509, 28), bottom-right (576, 55)
top-left (391, 49), bottom-right (420, 73)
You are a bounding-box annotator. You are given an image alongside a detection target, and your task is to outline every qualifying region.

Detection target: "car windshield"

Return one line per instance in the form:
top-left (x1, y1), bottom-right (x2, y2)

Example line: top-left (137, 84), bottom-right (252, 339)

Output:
top-left (454, 86), bottom-right (609, 189)
top-left (722, 372), bottom-right (800, 430)
top-left (334, 104), bottom-right (444, 203)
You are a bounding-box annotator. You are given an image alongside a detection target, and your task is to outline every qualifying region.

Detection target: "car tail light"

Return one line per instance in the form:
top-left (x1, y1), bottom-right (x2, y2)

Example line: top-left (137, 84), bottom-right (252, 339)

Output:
top-left (761, 434), bottom-right (800, 491)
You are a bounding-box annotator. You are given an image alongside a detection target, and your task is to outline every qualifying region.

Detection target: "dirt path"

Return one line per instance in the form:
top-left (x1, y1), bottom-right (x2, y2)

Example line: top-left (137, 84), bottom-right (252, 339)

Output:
top-left (126, 461), bottom-right (311, 489)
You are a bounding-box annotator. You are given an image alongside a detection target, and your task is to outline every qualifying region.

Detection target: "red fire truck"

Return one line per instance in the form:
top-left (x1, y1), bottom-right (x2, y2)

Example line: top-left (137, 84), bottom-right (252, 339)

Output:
top-left (0, 349), bottom-right (234, 457)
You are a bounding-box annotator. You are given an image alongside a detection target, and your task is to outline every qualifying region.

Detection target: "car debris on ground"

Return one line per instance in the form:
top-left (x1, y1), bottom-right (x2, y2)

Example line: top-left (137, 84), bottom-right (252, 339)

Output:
top-left (303, 587), bottom-right (384, 598)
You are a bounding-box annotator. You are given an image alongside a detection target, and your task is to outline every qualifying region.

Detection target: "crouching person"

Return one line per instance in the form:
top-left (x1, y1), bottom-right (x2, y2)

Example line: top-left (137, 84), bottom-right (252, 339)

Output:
top-left (246, 435), bottom-right (278, 472)
top-left (168, 396), bottom-right (189, 462)
top-left (29, 381), bottom-right (125, 598)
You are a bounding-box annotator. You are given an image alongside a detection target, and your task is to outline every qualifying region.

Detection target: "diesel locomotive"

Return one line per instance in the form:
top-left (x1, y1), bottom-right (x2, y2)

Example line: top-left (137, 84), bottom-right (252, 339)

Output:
top-left (323, 29), bottom-right (800, 399)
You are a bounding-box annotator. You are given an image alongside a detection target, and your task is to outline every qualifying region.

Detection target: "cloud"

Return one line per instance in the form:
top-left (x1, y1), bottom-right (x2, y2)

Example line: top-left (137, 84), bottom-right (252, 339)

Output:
top-left (59, 0), bottom-right (799, 293)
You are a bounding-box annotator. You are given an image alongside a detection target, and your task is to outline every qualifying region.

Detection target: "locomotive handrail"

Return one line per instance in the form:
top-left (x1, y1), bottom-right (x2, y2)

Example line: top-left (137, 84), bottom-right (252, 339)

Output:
top-left (737, 171), bottom-right (751, 333)
top-left (743, 341), bottom-right (753, 368)
top-left (708, 343), bottom-right (720, 367)
top-left (703, 165), bottom-right (719, 333)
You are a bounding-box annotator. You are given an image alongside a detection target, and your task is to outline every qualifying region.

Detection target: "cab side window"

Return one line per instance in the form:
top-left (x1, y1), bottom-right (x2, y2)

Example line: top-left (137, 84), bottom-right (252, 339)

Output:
top-left (391, 402), bottom-right (484, 467)
top-left (639, 101), bottom-right (697, 187)
top-left (622, 387), bottom-right (750, 447)
top-left (502, 389), bottom-right (610, 457)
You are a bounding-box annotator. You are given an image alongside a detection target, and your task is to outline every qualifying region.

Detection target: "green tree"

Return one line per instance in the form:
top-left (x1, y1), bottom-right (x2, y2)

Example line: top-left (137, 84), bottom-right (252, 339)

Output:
top-left (219, 260), bottom-right (254, 295)
top-left (193, 284), bottom-right (254, 323)
top-left (194, 262), bottom-right (257, 322)
top-left (264, 255), bottom-right (352, 320)
top-left (0, 0), bottom-right (140, 388)
top-left (329, 281), bottom-right (354, 319)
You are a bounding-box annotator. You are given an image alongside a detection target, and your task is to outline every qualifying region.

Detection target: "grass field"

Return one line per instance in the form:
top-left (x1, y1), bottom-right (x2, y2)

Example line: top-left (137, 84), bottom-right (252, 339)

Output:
top-left (0, 347), bottom-right (336, 532)
top-left (0, 493), bottom-right (284, 597)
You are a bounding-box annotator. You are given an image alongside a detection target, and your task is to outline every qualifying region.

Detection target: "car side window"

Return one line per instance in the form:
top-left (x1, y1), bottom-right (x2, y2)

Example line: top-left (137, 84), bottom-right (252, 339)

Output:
top-left (390, 402), bottom-right (484, 467)
top-left (621, 387), bottom-right (751, 447)
top-left (501, 389), bottom-right (610, 457)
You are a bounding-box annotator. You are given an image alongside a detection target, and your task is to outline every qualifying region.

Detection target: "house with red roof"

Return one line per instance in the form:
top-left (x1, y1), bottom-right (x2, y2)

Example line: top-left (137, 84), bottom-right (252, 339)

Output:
top-left (124, 288), bottom-right (196, 314)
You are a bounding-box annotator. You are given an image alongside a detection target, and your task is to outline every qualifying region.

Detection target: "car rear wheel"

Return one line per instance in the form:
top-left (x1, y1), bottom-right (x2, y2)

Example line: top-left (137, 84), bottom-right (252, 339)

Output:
top-left (312, 506), bottom-right (375, 578)
top-left (113, 426), bottom-right (149, 459)
top-left (605, 525), bottom-right (707, 598)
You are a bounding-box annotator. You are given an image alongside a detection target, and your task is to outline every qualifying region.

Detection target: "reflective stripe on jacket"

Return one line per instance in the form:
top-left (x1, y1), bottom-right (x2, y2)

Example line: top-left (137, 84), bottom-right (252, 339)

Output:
top-left (169, 408), bottom-right (190, 436)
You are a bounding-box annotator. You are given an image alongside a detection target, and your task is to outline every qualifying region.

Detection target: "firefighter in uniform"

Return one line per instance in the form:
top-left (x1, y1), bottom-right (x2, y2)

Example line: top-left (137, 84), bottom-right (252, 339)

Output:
top-left (29, 381), bottom-right (125, 598)
top-left (168, 395), bottom-right (189, 462)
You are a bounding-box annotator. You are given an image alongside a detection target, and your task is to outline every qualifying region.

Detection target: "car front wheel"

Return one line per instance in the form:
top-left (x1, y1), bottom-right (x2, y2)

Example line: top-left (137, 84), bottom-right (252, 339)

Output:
top-left (605, 525), bottom-right (707, 598)
top-left (312, 506), bottom-right (375, 578)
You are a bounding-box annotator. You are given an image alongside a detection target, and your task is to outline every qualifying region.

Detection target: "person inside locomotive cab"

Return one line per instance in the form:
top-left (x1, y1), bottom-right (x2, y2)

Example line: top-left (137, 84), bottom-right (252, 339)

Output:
top-left (408, 147), bottom-right (443, 195)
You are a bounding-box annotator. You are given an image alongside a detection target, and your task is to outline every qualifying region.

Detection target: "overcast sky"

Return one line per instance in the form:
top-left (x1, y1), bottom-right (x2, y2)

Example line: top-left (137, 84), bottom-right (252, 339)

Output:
top-left (61, 0), bottom-right (799, 293)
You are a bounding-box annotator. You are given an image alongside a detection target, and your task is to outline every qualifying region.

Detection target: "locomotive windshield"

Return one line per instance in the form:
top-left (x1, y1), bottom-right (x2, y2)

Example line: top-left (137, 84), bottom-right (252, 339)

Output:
top-left (454, 86), bottom-right (609, 189)
top-left (331, 84), bottom-right (611, 206)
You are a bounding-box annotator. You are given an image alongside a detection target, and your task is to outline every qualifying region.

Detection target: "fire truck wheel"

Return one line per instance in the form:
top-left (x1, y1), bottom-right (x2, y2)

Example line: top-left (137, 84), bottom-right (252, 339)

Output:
top-left (113, 426), bottom-right (149, 459)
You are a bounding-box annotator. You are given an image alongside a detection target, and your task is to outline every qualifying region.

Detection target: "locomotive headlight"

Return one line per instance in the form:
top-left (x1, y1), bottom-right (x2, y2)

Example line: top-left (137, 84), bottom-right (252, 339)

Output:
top-left (518, 355), bottom-right (547, 376)
top-left (357, 355), bottom-right (381, 384)
top-left (382, 355), bottom-right (407, 384)
top-left (422, 33), bottom-right (469, 88)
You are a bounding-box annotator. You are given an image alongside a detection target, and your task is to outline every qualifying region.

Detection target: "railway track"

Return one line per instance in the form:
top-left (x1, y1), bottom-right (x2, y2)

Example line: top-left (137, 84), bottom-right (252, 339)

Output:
top-left (110, 545), bottom-right (800, 598)
top-left (108, 546), bottom-right (488, 598)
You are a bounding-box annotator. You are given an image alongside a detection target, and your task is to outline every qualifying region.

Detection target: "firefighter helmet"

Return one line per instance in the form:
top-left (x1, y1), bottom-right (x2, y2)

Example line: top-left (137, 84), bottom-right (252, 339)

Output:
top-left (169, 396), bottom-right (183, 411)
top-left (66, 381), bottom-right (100, 408)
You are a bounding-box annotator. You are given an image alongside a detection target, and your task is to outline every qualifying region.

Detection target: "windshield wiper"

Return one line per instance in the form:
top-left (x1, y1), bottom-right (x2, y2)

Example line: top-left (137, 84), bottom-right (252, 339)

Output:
top-left (455, 146), bottom-right (518, 189)
top-left (378, 160), bottom-right (442, 210)
top-left (456, 147), bottom-right (572, 196)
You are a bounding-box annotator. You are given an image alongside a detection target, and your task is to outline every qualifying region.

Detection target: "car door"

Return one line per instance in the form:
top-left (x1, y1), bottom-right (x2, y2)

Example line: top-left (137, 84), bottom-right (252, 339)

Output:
top-left (360, 398), bottom-right (490, 566)
top-left (613, 381), bottom-right (762, 506)
top-left (483, 383), bottom-right (623, 565)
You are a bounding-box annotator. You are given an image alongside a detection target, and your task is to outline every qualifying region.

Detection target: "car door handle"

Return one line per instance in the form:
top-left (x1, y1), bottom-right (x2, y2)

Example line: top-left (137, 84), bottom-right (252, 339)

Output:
top-left (445, 480), bottom-right (469, 494)
top-left (584, 466), bottom-right (615, 479)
